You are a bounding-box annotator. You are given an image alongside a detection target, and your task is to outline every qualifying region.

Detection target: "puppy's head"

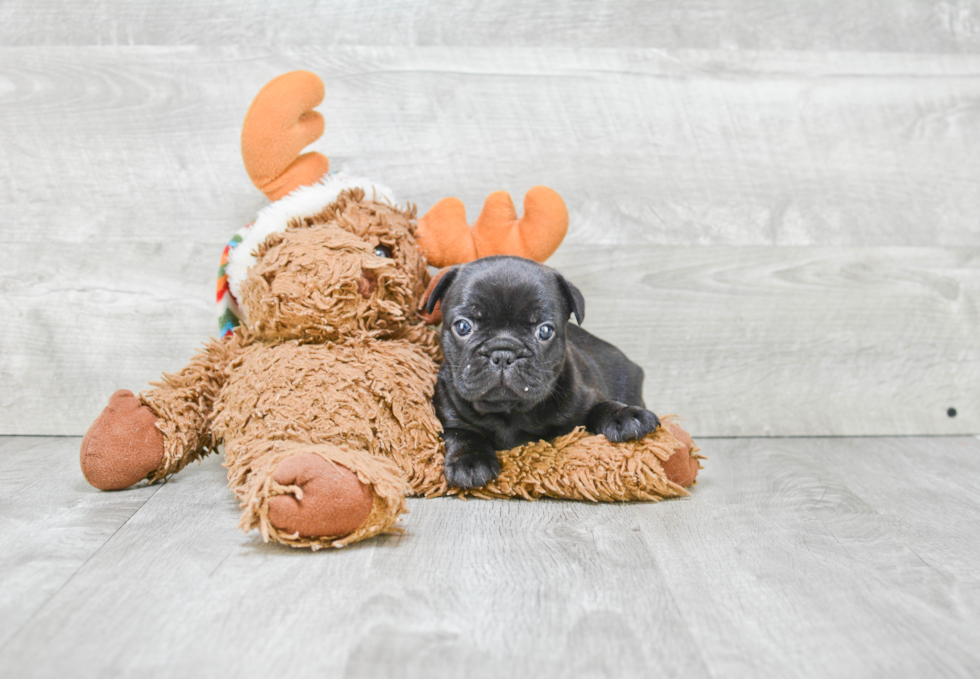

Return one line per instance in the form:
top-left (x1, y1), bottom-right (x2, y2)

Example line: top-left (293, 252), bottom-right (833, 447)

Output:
top-left (425, 256), bottom-right (585, 414)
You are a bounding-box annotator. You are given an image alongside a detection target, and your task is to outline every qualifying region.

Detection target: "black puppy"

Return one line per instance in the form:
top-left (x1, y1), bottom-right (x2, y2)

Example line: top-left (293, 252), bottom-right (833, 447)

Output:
top-left (425, 255), bottom-right (660, 489)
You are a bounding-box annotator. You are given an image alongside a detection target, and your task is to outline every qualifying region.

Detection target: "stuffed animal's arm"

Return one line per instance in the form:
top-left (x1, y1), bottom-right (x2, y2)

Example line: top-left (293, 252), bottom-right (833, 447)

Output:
top-left (138, 331), bottom-right (249, 481)
top-left (81, 331), bottom-right (250, 490)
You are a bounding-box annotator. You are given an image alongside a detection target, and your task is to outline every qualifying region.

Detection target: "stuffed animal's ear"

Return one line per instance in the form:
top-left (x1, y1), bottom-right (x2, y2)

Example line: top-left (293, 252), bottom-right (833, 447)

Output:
top-left (242, 71), bottom-right (331, 201)
top-left (417, 187), bottom-right (568, 268)
top-left (557, 273), bottom-right (585, 325)
top-left (422, 266), bottom-right (460, 316)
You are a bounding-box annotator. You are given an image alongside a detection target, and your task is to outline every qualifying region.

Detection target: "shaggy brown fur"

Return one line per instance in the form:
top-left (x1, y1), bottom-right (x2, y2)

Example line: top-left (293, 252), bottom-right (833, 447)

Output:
top-left (81, 189), bottom-right (701, 549)
top-left (475, 418), bottom-right (698, 502)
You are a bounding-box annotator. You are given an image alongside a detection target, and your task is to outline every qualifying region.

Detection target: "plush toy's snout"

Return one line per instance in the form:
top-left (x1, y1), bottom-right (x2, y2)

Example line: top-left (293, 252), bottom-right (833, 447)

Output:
top-left (357, 269), bottom-right (377, 298)
top-left (238, 220), bottom-right (423, 343)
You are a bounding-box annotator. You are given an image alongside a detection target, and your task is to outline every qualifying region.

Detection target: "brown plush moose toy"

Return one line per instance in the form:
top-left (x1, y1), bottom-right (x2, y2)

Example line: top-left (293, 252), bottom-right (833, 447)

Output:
top-left (79, 71), bottom-right (701, 549)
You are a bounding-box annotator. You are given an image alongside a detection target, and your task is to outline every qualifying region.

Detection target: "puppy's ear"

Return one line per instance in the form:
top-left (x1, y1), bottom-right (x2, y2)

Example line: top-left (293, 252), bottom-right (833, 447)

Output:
top-left (556, 274), bottom-right (585, 325)
top-left (423, 266), bottom-right (461, 315)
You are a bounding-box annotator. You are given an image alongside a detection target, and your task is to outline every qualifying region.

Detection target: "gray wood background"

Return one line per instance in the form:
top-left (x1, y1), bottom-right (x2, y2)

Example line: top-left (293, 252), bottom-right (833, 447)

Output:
top-left (1, 1), bottom-right (978, 436)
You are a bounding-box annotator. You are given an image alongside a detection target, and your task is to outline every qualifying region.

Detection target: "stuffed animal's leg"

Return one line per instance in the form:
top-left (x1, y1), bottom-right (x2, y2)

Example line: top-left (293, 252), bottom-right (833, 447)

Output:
top-left (80, 334), bottom-right (245, 490)
top-left (658, 420), bottom-right (701, 488)
top-left (471, 417), bottom-right (703, 502)
top-left (231, 441), bottom-right (409, 549)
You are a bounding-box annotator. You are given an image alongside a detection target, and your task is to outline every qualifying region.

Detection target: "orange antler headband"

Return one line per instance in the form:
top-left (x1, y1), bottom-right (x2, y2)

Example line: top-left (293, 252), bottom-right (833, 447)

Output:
top-left (240, 70), bottom-right (568, 267)
top-left (241, 70), bottom-right (331, 202)
top-left (416, 187), bottom-right (568, 268)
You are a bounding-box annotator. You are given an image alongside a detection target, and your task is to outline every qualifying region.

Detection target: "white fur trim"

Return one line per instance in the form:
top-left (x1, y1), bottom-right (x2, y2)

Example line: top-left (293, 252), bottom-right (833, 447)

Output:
top-left (226, 172), bottom-right (397, 304)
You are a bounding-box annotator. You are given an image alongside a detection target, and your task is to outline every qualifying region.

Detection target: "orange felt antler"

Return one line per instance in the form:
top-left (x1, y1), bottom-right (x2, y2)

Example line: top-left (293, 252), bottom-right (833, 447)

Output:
top-left (416, 186), bottom-right (569, 268)
top-left (242, 71), bottom-right (331, 201)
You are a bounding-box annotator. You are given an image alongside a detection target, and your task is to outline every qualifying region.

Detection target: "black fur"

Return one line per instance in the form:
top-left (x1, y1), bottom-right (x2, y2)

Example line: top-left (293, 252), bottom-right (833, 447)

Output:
top-left (430, 256), bottom-right (660, 489)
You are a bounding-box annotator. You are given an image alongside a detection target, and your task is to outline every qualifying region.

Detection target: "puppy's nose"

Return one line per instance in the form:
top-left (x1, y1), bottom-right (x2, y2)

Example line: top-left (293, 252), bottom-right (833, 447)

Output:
top-left (489, 349), bottom-right (517, 367)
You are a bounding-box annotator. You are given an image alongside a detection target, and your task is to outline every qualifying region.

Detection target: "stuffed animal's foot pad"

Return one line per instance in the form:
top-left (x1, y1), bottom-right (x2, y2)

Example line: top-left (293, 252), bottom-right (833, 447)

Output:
top-left (661, 420), bottom-right (700, 487)
top-left (267, 453), bottom-right (374, 538)
top-left (80, 389), bottom-right (165, 490)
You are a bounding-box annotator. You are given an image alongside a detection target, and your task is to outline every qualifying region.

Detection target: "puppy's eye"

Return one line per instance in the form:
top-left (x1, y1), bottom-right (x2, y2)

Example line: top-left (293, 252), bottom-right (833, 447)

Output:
top-left (537, 324), bottom-right (555, 341)
top-left (373, 244), bottom-right (393, 258)
top-left (453, 318), bottom-right (473, 338)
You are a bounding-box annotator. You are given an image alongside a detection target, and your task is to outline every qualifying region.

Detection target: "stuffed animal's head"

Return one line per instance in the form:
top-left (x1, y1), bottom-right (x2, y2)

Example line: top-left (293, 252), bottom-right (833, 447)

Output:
top-left (229, 69), bottom-right (571, 340)
top-left (238, 187), bottom-right (428, 342)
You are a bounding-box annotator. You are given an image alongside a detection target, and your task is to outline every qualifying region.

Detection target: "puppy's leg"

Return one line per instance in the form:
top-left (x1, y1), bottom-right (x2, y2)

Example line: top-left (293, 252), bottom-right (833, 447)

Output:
top-left (442, 428), bottom-right (501, 489)
top-left (586, 401), bottom-right (661, 443)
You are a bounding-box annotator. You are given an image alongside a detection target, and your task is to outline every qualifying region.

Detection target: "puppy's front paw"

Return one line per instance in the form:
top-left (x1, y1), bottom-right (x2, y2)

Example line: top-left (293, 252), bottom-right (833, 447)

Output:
top-left (588, 402), bottom-right (661, 443)
top-left (443, 436), bottom-right (500, 489)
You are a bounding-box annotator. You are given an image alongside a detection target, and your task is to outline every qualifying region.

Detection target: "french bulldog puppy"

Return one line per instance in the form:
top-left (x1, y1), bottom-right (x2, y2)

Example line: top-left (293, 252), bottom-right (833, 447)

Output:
top-left (425, 256), bottom-right (661, 489)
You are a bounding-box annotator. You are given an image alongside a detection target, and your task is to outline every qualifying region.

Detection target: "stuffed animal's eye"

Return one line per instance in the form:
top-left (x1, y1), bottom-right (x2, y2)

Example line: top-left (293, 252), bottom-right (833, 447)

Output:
top-left (537, 324), bottom-right (555, 341)
top-left (373, 244), bottom-right (393, 258)
top-left (453, 318), bottom-right (473, 338)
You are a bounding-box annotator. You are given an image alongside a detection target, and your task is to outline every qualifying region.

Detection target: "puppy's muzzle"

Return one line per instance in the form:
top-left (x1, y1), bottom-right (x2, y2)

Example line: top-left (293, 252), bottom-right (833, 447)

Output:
top-left (480, 337), bottom-right (526, 369)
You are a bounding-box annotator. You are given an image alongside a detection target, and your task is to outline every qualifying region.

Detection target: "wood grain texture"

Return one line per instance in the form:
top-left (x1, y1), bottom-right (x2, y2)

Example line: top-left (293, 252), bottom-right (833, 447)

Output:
top-left (0, 437), bottom-right (160, 650)
top-left (5, 241), bottom-right (975, 437)
top-left (2, 435), bottom-right (980, 677)
top-left (0, 241), bottom-right (219, 436)
top-left (2, 47), bottom-right (979, 247)
top-left (547, 245), bottom-right (980, 436)
top-left (0, 438), bottom-right (710, 678)
top-left (1, 0), bottom-right (979, 53)
top-left (630, 435), bottom-right (980, 677)
top-left (1, 46), bottom-right (979, 436)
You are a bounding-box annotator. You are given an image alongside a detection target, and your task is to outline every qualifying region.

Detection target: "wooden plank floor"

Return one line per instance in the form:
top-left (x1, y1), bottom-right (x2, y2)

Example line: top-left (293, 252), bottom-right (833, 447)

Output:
top-left (2, 435), bottom-right (979, 678)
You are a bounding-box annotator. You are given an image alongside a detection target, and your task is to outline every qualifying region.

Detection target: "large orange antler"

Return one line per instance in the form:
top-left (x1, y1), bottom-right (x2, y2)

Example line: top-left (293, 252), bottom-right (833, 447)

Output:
top-left (416, 186), bottom-right (569, 268)
top-left (241, 71), bottom-right (331, 201)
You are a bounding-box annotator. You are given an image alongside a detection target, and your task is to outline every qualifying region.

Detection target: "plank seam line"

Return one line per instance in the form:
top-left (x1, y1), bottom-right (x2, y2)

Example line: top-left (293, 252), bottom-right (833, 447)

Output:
top-left (0, 483), bottom-right (164, 656)
top-left (625, 504), bottom-right (715, 677)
